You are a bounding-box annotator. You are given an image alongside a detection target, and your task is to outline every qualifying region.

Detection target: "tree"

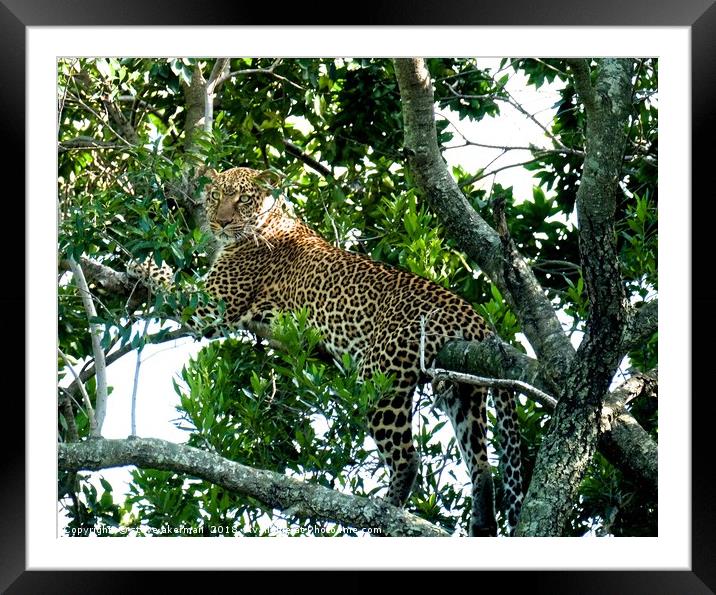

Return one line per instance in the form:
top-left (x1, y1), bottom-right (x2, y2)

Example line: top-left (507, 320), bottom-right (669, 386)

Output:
top-left (57, 57), bottom-right (657, 537)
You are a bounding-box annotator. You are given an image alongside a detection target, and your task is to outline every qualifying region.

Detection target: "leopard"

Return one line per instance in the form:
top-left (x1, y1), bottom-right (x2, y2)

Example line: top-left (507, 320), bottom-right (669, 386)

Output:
top-left (130, 166), bottom-right (524, 536)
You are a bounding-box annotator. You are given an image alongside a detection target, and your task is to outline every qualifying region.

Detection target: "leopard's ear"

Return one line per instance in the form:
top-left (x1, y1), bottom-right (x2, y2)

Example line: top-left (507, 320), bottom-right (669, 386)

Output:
top-left (254, 169), bottom-right (284, 190)
top-left (196, 165), bottom-right (218, 181)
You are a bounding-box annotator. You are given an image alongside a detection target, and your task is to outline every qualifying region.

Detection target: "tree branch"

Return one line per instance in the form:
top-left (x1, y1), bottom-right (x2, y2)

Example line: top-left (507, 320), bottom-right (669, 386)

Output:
top-left (622, 299), bottom-right (658, 353)
top-left (58, 137), bottom-right (127, 153)
top-left (566, 59), bottom-right (596, 112)
top-left (599, 370), bottom-right (658, 493)
top-left (283, 139), bottom-right (333, 178)
top-left (67, 257), bottom-right (109, 436)
top-left (58, 437), bottom-right (447, 537)
top-left (204, 58), bottom-right (231, 134)
top-left (60, 257), bottom-right (137, 296)
top-left (420, 314), bottom-right (557, 408)
top-left (182, 64), bottom-right (208, 157)
top-left (216, 60), bottom-right (305, 91)
top-left (59, 389), bottom-right (80, 443)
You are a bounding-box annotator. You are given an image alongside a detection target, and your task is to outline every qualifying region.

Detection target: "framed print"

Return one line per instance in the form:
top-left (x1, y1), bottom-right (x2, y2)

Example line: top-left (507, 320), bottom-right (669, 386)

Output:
top-left (8, 0), bottom-right (715, 591)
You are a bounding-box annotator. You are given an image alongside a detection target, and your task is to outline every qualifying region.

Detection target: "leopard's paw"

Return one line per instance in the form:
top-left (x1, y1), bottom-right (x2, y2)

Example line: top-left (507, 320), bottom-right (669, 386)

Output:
top-left (126, 257), bottom-right (174, 292)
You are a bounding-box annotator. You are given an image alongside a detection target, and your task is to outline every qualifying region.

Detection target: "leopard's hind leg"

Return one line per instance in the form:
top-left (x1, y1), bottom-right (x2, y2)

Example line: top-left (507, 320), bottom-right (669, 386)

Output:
top-left (360, 350), bottom-right (420, 508)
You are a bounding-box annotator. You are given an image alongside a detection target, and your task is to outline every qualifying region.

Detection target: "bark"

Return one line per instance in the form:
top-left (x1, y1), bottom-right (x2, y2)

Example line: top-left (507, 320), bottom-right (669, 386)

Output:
top-left (437, 335), bottom-right (554, 400)
top-left (516, 59), bottom-right (634, 536)
top-left (58, 438), bottom-right (447, 537)
top-left (182, 64), bottom-right (208, 157)
top-left (622, 298), bottom-right (658, 353)
top-left (177, 62), bottom-right (224, 260)
top-left (598, 371), bottom-right (658, 493)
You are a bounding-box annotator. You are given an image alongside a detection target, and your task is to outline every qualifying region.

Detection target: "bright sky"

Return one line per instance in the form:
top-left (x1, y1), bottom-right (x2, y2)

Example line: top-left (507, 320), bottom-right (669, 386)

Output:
top-left (60, 58), bottom-right (568, 531)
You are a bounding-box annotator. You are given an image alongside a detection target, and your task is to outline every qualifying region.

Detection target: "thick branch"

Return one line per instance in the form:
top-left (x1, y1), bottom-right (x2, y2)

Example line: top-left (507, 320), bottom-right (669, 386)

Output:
top-left (599, 370), bottom-right (658, 493)
top-left (436, 336), bottom-right (555, 401)
top-left (58, 438), bottom-right (447, 537)
top-left (60, 257), bottom-right (136, 295)
top-left (622, 299), bottom-right (658, 353)
top-left (182, 64), bottom-right (208, 156)
top-left (566, 59), bottom-right (596, 112)
top-left (393, 57), bottom-right (574, 389)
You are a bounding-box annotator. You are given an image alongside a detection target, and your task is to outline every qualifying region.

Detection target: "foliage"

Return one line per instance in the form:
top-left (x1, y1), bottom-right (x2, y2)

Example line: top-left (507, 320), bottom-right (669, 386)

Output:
top-left (57, 57), bottom-right (658, 537)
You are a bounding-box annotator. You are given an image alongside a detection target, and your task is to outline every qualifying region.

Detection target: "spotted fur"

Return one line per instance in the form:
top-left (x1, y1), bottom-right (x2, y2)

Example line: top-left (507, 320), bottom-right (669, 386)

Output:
top-left (131, 166), bottom-right (524, 536)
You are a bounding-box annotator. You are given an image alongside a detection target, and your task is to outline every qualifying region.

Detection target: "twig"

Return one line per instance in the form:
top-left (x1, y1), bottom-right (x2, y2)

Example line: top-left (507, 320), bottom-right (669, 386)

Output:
top-left (531, 259), bottom-right (581, 272)
top-left (430, 367), bottom-right (558, 410)
top-left (283, 139), bottom-right (333, 178)
top-left (460, 157), bottom-right (545, 187)
top-left (533, 59), bottom-right (569, 78)
top-left (67, 257), bottom-right (108, 436)
top-left (67, 88), bottom-right (134, 149)
top-left (436, 112), bottom-right (583, 157)
top-left (59, 137), bottom-right (127, 152)
top-left (441, 71), bottom-right (572, 152)
top-left (496, 90), bottom-right (568, 151)
top-left (216, 61), bottom-right (304, 91)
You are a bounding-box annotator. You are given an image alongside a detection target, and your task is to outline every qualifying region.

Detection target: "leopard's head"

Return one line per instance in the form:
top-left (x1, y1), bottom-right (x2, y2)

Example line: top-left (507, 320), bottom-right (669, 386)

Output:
top-left (202, 167), bottom-right (282, 244)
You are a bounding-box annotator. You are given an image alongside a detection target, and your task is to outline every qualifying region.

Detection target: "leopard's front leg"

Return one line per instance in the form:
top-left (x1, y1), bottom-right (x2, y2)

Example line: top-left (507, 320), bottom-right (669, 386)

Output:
top-left (127, 253), bottom-right (262, 338)
top-left (126, 257), bottom-right (175, 294)
top-left (126, 257), bottom-right (227, 336)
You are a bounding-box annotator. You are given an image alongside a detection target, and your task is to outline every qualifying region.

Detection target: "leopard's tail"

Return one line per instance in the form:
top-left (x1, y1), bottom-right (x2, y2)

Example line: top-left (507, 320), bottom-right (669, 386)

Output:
top-left (493, 387), bottom-right (523, 535)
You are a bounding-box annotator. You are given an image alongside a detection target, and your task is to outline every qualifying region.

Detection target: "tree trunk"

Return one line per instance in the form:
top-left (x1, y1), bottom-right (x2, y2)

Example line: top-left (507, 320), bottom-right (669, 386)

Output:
top-left (516, 59), bottom-right (634, 535)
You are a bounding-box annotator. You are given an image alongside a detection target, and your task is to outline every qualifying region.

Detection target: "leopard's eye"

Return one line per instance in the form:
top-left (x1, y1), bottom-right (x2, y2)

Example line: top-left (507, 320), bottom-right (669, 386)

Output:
top-left (238, 194), bottom-right (252, 204)
top-left (210, 189), bottom-right (222, 201)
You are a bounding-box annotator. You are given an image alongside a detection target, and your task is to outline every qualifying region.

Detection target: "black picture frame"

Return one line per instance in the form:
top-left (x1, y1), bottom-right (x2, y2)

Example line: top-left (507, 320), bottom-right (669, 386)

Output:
top-left (8, 1), bottom-right (714, 592)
